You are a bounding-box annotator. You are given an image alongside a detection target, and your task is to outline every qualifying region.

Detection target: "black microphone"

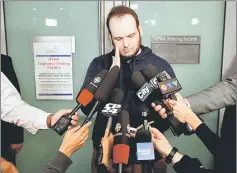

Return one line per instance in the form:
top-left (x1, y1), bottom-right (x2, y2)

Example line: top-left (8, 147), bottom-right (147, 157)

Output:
top-left (81, 66), bottom-right (120, 126)
top-left (95, 88), bottom-right (124, 167)
top-left (140, 104), bottom-right (150, 130)
top-left (101, 88), bottom-right (124, 117)
top-left (52, 69), bottom-right (108, 135)
top-left (141, 64), bottom-right (193, 136)
top-left (113, 110), bottom-right (130, 173)
top-left (141, 64), bottom-right (181, 97)
top-left (131, 71), bottom-right (155, 102)
top-left (135, 105), bottom-right (155, 172)
top-left (131, 70), bottom-right (184, 136)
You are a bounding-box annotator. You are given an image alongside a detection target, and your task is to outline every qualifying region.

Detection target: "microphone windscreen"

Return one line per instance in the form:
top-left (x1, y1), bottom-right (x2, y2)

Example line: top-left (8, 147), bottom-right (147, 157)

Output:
top-left (109, 88), bottom-right (124, 104)
top-left (76, 69), bottom-right (108, 105)
top-left (113, 110), bottom-right (130, 164)
top-left (135, 129), bottom-right (152, 142)
top-left (131, 71), bottom-right (146, 89)
top-left (141, 64), bottom-right (158, 80)
top-left (113, 144), bottom-right (130, 164)
top-left (85, 69), bottom-right (108, 93)
top-left (77, 89), bottom-right (94, 106)
top-left (94, 66), bottom-right (120, 102)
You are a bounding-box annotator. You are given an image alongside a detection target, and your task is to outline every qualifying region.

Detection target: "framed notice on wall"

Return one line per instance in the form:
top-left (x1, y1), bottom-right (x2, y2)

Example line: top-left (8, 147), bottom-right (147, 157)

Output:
top-left (33, 36), bottom-right (74, 100)
top-left (151, 35), bottom-right (201, 64)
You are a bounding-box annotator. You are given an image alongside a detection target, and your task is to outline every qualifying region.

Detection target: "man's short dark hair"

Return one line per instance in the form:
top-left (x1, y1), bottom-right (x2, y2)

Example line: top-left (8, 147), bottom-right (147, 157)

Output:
top-left (106, 5), bottom-right (140, 34)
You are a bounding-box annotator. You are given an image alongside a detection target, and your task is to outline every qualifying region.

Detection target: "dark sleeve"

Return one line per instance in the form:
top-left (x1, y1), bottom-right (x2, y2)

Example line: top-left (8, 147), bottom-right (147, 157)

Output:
top-left (1, 55), bottom-right (24, 144)
top-left (44, 151), bottom-right (72, 173)
top-left (1, 54), bottom-right (21, 93)
top-left (195, 123), bottom-right (221, 157)
top-left (173, 155), bottom-right (213, 173)
top-left (2, 121), bottom-right (24, 144)
top-left (80, 58), bottom-right (101, 115)
top-left (97, 164), bottom-right (110, 173)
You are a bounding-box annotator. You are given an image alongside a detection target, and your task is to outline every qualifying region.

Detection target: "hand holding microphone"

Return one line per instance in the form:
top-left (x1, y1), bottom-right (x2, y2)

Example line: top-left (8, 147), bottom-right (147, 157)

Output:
top-left (167, 100), bottom-right (202, 131)
top-left (149, 127), bottom-right (184, 164)
top-left (52, 69), bottom-right (108, 135)
top-left (95, 88), bottom-right (124, 167)
top-left (81, 65), bottom-right (120, 126)
top-left (131, 70), bottom-right (185, 136)
top-left (59, 121), bottom-right (92, 158)
top-left (113, 110), bottom-right (130, 173)
top-left (149, 127), bottom-right (173, 158)
top-left (132, 64), bottom-right (193, 136)
top-left (101, 128), bottom-right (114, 168)
top-left (49, 109), bottom-right (79, 129)
top-left (151, 92), bottom-right (189, 119)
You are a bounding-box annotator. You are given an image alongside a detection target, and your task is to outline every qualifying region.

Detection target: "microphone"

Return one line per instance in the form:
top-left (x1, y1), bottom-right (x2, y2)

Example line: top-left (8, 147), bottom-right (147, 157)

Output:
top-left (113, 110), bottom-right (130, 173)
top-left (95, 88), bottom-right (124, 167)
top-left (81, 66), bottom-right (120, 126)
top-left (77, 69), bottom-right (109, 105)
top-left (94, 66), bottom-right (120, 102)
top-left (131, 70), bottom-right (184, 136)
top-left (141, 64), bottom-right (193, 136)
top-left (140, 104), bottom-right (150, 130)
top-left (131, 71), bottom-right (155, 102)
top-left (135, 104), bottom-right (155, 172)
top-left (101, 88), bottom-right (124, 117)
top-left (52, 69), bottom-right (108, 135)
top-left (141, 64), bottom-right (181, 97)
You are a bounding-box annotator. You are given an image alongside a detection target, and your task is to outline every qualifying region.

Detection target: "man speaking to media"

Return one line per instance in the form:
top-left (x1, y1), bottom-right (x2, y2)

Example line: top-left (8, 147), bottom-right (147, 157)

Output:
top-left (80, 5), bottom-right (176, 173)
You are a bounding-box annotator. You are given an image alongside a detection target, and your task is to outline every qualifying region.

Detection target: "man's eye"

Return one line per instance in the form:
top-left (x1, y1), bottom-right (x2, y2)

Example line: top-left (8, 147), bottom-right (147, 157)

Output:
top-left (115, 38), bottom-right (122, 41)
top-left (128, 34), bottom-right (134, 38)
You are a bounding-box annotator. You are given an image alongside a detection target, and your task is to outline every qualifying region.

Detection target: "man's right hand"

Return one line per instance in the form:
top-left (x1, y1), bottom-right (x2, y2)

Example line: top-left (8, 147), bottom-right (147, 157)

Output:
top-left (59, 121), bottom-right (92, 157)
top-left (110, 46), bottom-right (121, 70)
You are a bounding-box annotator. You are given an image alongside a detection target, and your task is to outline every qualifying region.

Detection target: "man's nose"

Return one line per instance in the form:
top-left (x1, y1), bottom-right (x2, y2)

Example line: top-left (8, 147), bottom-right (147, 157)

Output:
top-left (123, 38), bottom-right (129, 48)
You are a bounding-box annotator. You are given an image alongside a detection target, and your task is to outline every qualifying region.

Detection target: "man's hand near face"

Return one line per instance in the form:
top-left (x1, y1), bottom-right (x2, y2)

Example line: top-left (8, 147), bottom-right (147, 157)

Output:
top-left (110, 46), bottom-right (121, 70)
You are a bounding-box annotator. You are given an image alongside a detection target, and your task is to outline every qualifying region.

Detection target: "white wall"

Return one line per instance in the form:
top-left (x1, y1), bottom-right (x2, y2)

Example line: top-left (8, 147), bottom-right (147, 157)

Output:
top-left (1, 1), bottom-right (7, 55)
top-left (218, 1), bottom-right (236, 135)
top-left (222, 1), bottom-right (236, 79)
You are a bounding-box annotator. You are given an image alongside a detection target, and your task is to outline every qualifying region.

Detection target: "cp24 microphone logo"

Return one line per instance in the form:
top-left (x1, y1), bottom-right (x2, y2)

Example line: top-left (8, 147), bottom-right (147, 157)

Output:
top-left (101, 103), bottom-right (122, 115)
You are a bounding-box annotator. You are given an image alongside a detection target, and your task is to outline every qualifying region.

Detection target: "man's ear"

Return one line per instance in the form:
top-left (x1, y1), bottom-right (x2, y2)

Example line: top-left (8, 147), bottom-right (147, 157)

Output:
top-left (138, 25), bottom-right (143, 37)
top-left (108, 33), bottom-right (112, 42)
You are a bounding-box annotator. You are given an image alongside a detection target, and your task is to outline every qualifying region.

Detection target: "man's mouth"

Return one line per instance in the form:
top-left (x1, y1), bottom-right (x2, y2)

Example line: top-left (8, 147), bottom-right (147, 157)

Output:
top-left (124, 49), bottom-right (132, 53)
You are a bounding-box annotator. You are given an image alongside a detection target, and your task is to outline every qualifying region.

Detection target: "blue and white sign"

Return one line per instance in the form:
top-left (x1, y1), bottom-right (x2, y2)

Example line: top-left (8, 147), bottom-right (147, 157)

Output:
top-left (33, 40), bottom-right (73, 100)
top-left (136, 142), bottom-right (155, 161)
